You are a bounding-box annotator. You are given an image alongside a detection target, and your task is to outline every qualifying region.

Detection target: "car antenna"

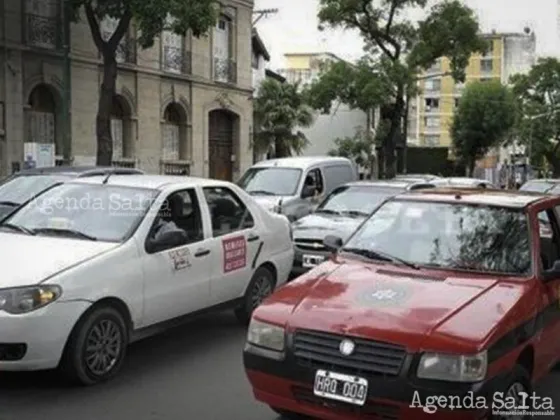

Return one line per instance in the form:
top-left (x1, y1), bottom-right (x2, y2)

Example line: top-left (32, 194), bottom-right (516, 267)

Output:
top-left (102, 172), bottom-right (112, 184)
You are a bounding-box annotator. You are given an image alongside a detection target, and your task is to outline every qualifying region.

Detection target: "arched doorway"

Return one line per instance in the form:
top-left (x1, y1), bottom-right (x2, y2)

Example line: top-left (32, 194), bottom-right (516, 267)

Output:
top-left (111, 95), bottom-right (132, 161)
top-left (28, 84), bottom-right (59, 154)
top-left (209, 109), bottom-right (236, 181)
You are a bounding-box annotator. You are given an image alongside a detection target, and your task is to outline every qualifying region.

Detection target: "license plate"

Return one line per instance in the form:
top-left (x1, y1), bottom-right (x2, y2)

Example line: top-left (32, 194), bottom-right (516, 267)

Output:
top-left (302, 254), bottom-right (325, 268)
top-left (313, 370), bottom-right (368, 406)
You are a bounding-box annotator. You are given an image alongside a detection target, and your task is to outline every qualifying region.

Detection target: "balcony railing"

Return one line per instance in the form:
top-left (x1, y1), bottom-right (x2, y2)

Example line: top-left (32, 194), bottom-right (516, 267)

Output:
top-left (25, 13), bottom-right (60, 49)
top-left (214, 57), bottom-right (237, 84)
top-left (162, 47), bottom-right (192, 74)
top-left (115, 39), bottom-right (136, 64)
top-left (160, 160), bottom-right (190, 175)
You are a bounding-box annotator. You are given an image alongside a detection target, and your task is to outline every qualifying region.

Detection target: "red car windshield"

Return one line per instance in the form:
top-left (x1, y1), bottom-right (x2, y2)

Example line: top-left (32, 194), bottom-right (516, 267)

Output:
top-left (343, 200), bottom-right (531, 276)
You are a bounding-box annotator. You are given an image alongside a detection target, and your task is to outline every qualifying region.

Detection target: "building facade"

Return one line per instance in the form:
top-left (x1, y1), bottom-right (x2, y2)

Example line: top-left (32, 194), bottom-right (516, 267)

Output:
top-left (277, 52), bottom-right (369, 157)
top-left (0, 0), bottom-right (254, 179)
top-left (411, 30), bottom-right (536, 150)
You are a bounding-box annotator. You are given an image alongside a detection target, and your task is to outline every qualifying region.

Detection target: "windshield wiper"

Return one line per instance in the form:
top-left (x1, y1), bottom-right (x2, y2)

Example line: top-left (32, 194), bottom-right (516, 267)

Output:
top-left (315, 209), bottom-right (341, 215)
top-left (247, 190), bottom-right (276, 196)
top-left (33, 228), bottom-right (97, 241)
top-left (0, 223), bottom-right (35, 235)
top-left (342, 247), bottom-right (419, 270)
top-left (341, 210), bottom-right (369, 217)
top-left (0, 201), bottom-right (19, 207)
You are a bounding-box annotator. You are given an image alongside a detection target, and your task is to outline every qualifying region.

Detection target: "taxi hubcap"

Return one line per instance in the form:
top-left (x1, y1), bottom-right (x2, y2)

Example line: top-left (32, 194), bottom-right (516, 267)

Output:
top-left (501, 382), bottom-right (526, 420)
top-left (84, 319), bottom-right (122, 376)
top-left (251, 276), bottom-right (272, 309)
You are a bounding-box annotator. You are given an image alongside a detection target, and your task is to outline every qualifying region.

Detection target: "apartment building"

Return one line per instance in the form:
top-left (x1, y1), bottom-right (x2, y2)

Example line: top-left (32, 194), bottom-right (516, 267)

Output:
top-left (277, 52), bottom-right (370, 157)
top-left (410, 30), bottom-right (536, 161)
top-left (0, 0), bottom-right (255, 180)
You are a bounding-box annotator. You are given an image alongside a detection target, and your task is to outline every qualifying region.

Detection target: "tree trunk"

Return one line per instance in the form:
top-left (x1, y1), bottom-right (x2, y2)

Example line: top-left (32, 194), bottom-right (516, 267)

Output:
top-left (96, 52), bottom-right (117, 166)
top-left (384, 88), bottom-right (405, 179)
top-left (275, 137), bottom-right (288, 158)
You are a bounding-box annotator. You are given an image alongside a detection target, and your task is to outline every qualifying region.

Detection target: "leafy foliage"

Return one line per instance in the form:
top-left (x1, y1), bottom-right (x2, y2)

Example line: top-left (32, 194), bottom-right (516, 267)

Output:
top-left (68, 0), bottom-right (218, 164)
top-left (308, 0), bottom-right (486, 177)
top-left (511, 58), bottom-right (560, 175)
top-left (328, 128), bottom-right (373, 167)
top-left (451, 80), bottom-right (516, 174)
top-left (253, 79), bottom-right (314, 158)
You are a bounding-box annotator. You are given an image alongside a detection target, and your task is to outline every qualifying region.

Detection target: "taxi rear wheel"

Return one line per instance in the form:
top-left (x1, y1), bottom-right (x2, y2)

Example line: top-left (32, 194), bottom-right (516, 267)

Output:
top-left (60, 305), bottom-right (129, 386)
top-left (235, 265), bottom-right (275, 325)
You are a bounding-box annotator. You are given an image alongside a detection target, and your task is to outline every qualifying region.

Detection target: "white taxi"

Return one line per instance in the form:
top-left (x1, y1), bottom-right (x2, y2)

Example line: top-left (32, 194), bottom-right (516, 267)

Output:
top-left (0, 174), bottom-right (293, 385)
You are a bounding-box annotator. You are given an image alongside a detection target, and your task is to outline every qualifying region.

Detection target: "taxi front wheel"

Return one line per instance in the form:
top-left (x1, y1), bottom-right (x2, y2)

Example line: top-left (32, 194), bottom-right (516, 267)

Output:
top-left (235, 266), bottom-right (275, 325)
top-left (60, 305), bottom-right (129, 386)
top-left (492, 364), bottom-right (532, 420)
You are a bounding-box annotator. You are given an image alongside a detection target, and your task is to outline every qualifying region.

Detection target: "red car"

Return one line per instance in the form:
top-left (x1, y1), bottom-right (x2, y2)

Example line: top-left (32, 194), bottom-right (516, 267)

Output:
top-left (243, 188), bottom-right (560, 419)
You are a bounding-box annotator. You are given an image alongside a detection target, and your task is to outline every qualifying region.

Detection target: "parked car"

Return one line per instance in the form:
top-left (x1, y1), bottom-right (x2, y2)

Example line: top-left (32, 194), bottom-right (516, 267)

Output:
top-left (0, 166), bottom-right (143, 219)
top-left (0, 174), bottom-right (293, 385)
top-left (519, 178), bottom-right (560, 194)
top-left (238, 157), bottom-right (358, 222)
top-left (291, 179), bottom-right (436, 276)
top-left (244, 188), bottom-right (560, 419)
top-left (431, 177), bottom-right (496, 189)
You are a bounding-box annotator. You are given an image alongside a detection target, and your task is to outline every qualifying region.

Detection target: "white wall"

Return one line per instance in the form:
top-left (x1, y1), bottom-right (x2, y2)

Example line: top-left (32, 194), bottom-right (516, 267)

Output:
top-left (252, 55), bottom-right (267, 92)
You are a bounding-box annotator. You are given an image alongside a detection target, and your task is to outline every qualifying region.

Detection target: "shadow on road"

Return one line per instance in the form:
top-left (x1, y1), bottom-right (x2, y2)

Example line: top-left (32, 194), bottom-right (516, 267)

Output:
top-left (0, 310), bottom-right (245, 393)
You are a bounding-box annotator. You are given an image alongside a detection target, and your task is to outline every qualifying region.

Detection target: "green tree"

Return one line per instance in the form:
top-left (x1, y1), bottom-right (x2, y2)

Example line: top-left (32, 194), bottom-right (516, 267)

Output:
top-left (253, 78), bottom-right (314, 158)
top-left (511, 58), bottom-right (560, 176)
top-left (307, 0), bottom-right (486, 178)
top-left (68, 0), bottom-right (218, 165)
top-left (451, 80), bottom-right (516, 175)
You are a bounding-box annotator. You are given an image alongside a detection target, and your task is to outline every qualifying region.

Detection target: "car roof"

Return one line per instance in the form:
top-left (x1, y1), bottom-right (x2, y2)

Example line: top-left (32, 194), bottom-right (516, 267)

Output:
top-left (524, 179), bottom-right (560, 185)
top-left (68, 174), bottom-right (232, 190)
top-left (394, 188), bottom-right (549, 208)
top-left (345, 179), bottom-right (422, 189)
top-left (250, 156), bottom-right (351, 169)
top-left (12, 166), bottom-right (143, 177)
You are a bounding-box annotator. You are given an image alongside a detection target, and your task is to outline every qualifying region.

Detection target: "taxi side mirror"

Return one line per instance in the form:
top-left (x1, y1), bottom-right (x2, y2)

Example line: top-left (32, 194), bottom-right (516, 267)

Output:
top-left (543, 260), bottom-right (560, 282)
top-left (301, 185), bottom-right (316, 199)
top-left (323, 235), bottom-right (343, 253)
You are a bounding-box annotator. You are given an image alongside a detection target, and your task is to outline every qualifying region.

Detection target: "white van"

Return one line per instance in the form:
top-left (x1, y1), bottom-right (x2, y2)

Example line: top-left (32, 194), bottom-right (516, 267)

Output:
top-left (238, 156), bottom-right (358, 221)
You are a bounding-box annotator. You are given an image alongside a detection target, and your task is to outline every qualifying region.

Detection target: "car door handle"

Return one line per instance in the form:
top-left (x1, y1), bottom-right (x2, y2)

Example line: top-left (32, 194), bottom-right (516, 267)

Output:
top-left (194, 249), bottom-right (210, 257)
top-left (247, 234), bottom-right (260, 242)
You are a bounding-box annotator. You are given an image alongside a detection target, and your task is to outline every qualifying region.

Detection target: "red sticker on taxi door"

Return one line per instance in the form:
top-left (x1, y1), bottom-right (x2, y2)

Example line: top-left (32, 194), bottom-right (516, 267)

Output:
top-left (223, 236), bottom-right (247, 273)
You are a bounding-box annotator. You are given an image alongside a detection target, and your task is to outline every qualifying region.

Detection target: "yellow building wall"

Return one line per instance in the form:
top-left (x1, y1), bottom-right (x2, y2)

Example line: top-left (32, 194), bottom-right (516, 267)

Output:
top-left (284, 55), bottom-right (312, 70)
top-left (418, 35), bottom-right (504, 149)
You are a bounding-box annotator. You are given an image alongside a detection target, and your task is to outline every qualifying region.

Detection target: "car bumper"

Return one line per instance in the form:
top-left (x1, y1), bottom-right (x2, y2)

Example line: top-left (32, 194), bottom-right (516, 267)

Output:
top-left (0, 300), bottom-right (91, 371)
top-left (291, 246), bottom-right (331, 276)
top-left (274, 248), bottom-right (295, 287)
top-left (244, 344), bottom-right (507, 420)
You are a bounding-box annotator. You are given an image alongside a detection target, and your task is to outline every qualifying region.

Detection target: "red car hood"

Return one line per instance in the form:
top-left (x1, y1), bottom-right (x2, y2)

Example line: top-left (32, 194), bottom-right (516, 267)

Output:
top-left (261, 259), bottom-right (527, 352)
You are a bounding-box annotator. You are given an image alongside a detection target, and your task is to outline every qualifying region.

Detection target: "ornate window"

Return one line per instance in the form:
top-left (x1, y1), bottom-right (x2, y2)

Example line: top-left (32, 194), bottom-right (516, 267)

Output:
top-left (213, 15), bottom-right (236, 83)
top-left (25, 0), bottom-right (58, 49)
top-left (162, 104), bottom-right (181, 160)
top-left (161, 16), bottom-right (191, 73)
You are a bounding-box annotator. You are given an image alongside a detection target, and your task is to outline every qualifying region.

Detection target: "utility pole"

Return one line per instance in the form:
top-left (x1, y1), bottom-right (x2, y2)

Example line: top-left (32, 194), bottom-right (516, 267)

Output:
top-left (60, 0), bottom-right (72, 164)
top-left (252, 8), bottom-right (278, 26)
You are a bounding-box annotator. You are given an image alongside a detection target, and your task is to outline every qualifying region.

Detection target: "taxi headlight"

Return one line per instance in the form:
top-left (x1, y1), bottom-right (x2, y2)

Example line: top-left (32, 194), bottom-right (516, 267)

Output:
top-left (0, 285), bottom-right (62, 314)
top-left (417, 350), bottom-right (487, 382)
top-left (247, 319), bottom-right (285, 351)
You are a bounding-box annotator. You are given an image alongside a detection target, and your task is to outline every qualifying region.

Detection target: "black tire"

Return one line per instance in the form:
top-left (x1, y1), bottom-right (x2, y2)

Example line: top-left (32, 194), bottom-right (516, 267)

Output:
top-left (491, 365), bottom-right (533, 420)
top-left (235, 265), bottom-right (275, 325)
top-left (60, 305), bottom-right (129, 386)
top-left (269, 406), bottom-right (310, 419)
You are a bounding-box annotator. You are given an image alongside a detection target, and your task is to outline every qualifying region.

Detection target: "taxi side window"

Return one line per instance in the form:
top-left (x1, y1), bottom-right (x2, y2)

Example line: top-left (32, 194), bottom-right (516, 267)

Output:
top-left (203, 187), bottom-right (254, 237)
top-left (149, 189), bottom-right (203, 246)
top-left (537, 209), bottom-right (560, 270)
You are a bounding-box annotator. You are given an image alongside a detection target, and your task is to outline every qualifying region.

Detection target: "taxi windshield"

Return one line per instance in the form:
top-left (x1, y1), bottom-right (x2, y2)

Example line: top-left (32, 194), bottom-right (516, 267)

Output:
top-left (317, 185), bottom-right (397, 216)
top-left (238, 167), bottom-right (302, 196)
top-left (2, 183), bottom-right (158, 242)
top-left (0, 174), bottom-right (72, 204)
top-left (343, 200), bottom-right (531, 275)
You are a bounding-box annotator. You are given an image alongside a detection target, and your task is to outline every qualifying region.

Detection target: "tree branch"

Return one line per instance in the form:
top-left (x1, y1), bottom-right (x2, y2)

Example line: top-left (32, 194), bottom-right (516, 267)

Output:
top-left (85, 2), bottom-right (105, 51)
top-left (107, 9), bottom-right (132, 51)
top-left (385, 0), bottom-right (397, 36)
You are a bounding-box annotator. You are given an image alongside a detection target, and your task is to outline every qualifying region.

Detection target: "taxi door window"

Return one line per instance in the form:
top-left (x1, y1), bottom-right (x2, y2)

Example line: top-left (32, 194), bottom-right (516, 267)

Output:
top-left (148, 189), bottom-right (203, 249)
top-left (203, 187), bottom-right (254, 237)
top-left (537, 209), bottom-right (560, 271)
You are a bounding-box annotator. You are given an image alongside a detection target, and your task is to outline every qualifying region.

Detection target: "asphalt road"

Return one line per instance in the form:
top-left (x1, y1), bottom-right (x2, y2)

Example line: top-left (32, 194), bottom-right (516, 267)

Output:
top-left (1, 311), bottom-right (560, 420)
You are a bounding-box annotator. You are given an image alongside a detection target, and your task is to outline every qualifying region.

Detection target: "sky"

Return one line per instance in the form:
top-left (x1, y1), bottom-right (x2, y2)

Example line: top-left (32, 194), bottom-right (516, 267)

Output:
top-left (253, 0), bottom-right (559, 69)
